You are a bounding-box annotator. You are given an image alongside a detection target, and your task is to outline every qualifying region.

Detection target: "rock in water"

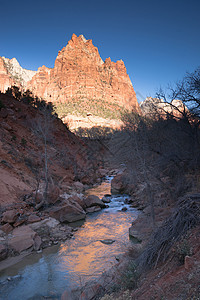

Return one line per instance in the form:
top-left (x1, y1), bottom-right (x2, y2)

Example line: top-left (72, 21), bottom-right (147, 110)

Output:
top-left (100, 239), bottom-right (115, 245)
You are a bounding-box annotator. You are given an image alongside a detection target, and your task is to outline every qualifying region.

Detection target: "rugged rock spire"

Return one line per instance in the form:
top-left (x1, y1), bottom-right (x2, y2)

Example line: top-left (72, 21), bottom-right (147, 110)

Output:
top-left (0, 34), bottom-right (139, 111)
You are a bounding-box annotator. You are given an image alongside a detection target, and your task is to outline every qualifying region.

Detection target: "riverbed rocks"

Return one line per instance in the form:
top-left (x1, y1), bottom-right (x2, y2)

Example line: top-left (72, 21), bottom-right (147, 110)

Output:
top-left (8, 225), bottom-right (42, 254)
top-left (99, 169), bottom-right (109, 178)
top-left (111, 171), bottom-right (136, 195)
top-left (101, 196), bottom-right (111, 203)
top-left (1, 223), bottom-right (13, 234)
top-left (111, 173), bottom-right (128, 194)
top-left (84, 195), bottom-right (106, 209)
top-left (2, 210), bottom-right (18, 224)
top-left (100, 239), bottom-right (115, 245)
top-left (46, 184), bottom-right (60, 205)
top-left (85, 206), bottom-right (102, 213)
top-left (27, 214), bottom-right (41, 224)
top-left (73, 181), bottom-right (84, 193)
top-left (29, 217), bottom-right (73, 247)
top-left (49, 201), bottom-right (86, 223)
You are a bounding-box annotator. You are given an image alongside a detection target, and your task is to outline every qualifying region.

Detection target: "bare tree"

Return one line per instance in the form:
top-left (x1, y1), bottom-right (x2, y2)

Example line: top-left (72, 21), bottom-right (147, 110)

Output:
top-left (156, 66), bottom-right (200, 118)
top-left (32, 102), bottom-right (56, 208)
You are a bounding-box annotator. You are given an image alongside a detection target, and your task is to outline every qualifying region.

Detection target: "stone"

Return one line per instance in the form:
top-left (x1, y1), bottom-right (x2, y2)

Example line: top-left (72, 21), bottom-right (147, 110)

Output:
top-left (111, 173), bottom-right (129, 194)
top-left (86, 206), bottom-right (101, 213)
top-left (2, 210), bottom-right (18, 224)
top-left (47, 184), bottom-right (60, 204)
top-left (1, 223), bottom-right (13, 234)
top-left (129, 227), bottom-right (142, 243)
top-left (13, 218), bottom-right (26, 227)
top-left (100, 239), bottom-right (115, 245)
top-left (8, 225), bottom-right (41, 253)
top-left (49, 202), bottom-right (86, 223)
top-left (68, 195), bottom-right (86, 209)
top-left (73, 181), bottom-right (84, 192)
top-left (101, 196), bottom-right (111, 203)
top-left (121, 207), bottom-right (128, 211)
top-left (27, 214), bottom-right (41, 224)
top-left (84, 195), bottom-right (106, 208)
top-left (99, 169), bottom-right (108, 177)
top-left (33, 234), bottom-right (42, 251)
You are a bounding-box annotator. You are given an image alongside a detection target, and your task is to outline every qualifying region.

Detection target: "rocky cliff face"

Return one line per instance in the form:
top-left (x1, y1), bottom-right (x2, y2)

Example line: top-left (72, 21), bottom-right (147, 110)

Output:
top-left (0, 57), bottom-right (16, 93)
top-left (0, 57), bottom-right (36, 93)
top-left (0, 34), bottom-right (139, 112)
top-left (140, 97), bottom-right (188, 118)
top-left (2, 57), bottom-right (36, 86)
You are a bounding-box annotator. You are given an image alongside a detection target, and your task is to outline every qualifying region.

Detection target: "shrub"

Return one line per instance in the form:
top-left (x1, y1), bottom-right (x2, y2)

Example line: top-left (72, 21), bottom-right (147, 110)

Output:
top-left (21, 138), bottom-right (27, 147)
top-left (176, 236), bottom-right (193, 264)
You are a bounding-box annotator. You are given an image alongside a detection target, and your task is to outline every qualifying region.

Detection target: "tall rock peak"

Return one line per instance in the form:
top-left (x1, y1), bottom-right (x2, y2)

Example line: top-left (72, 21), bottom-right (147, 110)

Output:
top-left (0, 34), bottom-right (139, 112)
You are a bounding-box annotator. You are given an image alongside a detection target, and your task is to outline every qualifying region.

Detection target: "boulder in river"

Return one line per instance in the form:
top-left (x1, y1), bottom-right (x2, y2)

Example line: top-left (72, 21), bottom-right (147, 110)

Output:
top-left (111, 173), bottom-right (128, 194)
top-left (84, 195), bottom-right (106, 208)
top-left (86, 206), bottom-right (101, 213)
top-left (100, 239), bottom-right (115, 245)
top-left (49, 202), bottom-right (86, 223)
top-left (101, 196), bottom-right (111, 203)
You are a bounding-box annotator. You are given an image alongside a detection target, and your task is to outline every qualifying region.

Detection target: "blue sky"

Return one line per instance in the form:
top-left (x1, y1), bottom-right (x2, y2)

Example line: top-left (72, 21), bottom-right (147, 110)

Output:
top-left (1, 0), bottom-right (199, 102)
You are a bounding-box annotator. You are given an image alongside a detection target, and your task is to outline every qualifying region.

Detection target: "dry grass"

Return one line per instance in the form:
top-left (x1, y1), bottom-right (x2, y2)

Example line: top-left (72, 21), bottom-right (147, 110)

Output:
top-left (136, 193), bottom-right (200, 270)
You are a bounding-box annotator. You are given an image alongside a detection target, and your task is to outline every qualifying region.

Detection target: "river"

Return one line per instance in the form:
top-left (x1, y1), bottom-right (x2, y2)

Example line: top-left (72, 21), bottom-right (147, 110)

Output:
top-left (0, 176), bottom-right (139, 300)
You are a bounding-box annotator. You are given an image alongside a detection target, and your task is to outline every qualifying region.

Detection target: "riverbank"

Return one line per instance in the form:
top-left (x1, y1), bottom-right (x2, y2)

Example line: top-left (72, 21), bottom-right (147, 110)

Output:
top-left (0, 175), bottom-right (140, 299)
top-left (0, 171), bottom-right (114, 262)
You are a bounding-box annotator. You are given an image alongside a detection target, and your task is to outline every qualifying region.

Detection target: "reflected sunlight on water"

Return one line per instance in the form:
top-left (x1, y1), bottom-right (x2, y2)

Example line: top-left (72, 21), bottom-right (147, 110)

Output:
top-left (0, 177), bottom-right (139, 299)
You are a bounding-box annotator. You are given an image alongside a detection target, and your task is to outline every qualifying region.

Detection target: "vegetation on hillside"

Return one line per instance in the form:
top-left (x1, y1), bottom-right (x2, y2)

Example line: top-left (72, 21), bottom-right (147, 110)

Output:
top-left (54, 97), bottom-right (125, 120)
top-left (90, 66), bottom-right (200, 298)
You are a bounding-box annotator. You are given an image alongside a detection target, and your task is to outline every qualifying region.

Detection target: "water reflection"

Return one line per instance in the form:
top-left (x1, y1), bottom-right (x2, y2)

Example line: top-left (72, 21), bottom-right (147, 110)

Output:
top-left (58, 208), bottom-right (137, 284)
top-left (0, 177), bottom-right (139, 299)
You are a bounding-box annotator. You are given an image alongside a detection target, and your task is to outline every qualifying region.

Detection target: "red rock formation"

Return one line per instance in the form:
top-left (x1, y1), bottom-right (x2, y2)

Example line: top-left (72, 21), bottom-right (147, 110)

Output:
top-left (27, 34), bottom-right (139, 111)
top-left (0, 57), bottom-right (15, 92)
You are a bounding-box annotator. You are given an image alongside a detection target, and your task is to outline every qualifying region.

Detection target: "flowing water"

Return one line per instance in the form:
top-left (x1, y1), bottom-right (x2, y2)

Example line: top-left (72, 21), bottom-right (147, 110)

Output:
top-left (0, 176), bottom-right (139, 300)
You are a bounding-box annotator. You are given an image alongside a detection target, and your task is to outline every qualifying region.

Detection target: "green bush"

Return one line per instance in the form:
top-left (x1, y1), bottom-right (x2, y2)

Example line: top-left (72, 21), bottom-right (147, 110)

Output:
top-left (176, 237), bottom-right (193, 264)
top-left (21, 138), bottom-right (27, 147)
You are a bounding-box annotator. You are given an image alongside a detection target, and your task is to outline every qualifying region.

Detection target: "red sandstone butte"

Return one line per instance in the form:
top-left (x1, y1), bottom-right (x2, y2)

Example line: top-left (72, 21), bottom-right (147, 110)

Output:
top-left (0, 34), bottom-right (139, 111)
top-left (27, 34), bottom-right (139, 110)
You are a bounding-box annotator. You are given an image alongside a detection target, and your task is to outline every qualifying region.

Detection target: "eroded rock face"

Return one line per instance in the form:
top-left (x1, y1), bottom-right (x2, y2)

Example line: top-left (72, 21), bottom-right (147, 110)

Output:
top-left (0, 57), bottom-right (15, 93)
top-left (140, 97), bottom-right (189, 119)
top-left (27, 34), bottom-right (138, 111)
top-left (1, 57), bottom-right (36, 86)
top-left (0, 34), bottom-right (139, 112)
